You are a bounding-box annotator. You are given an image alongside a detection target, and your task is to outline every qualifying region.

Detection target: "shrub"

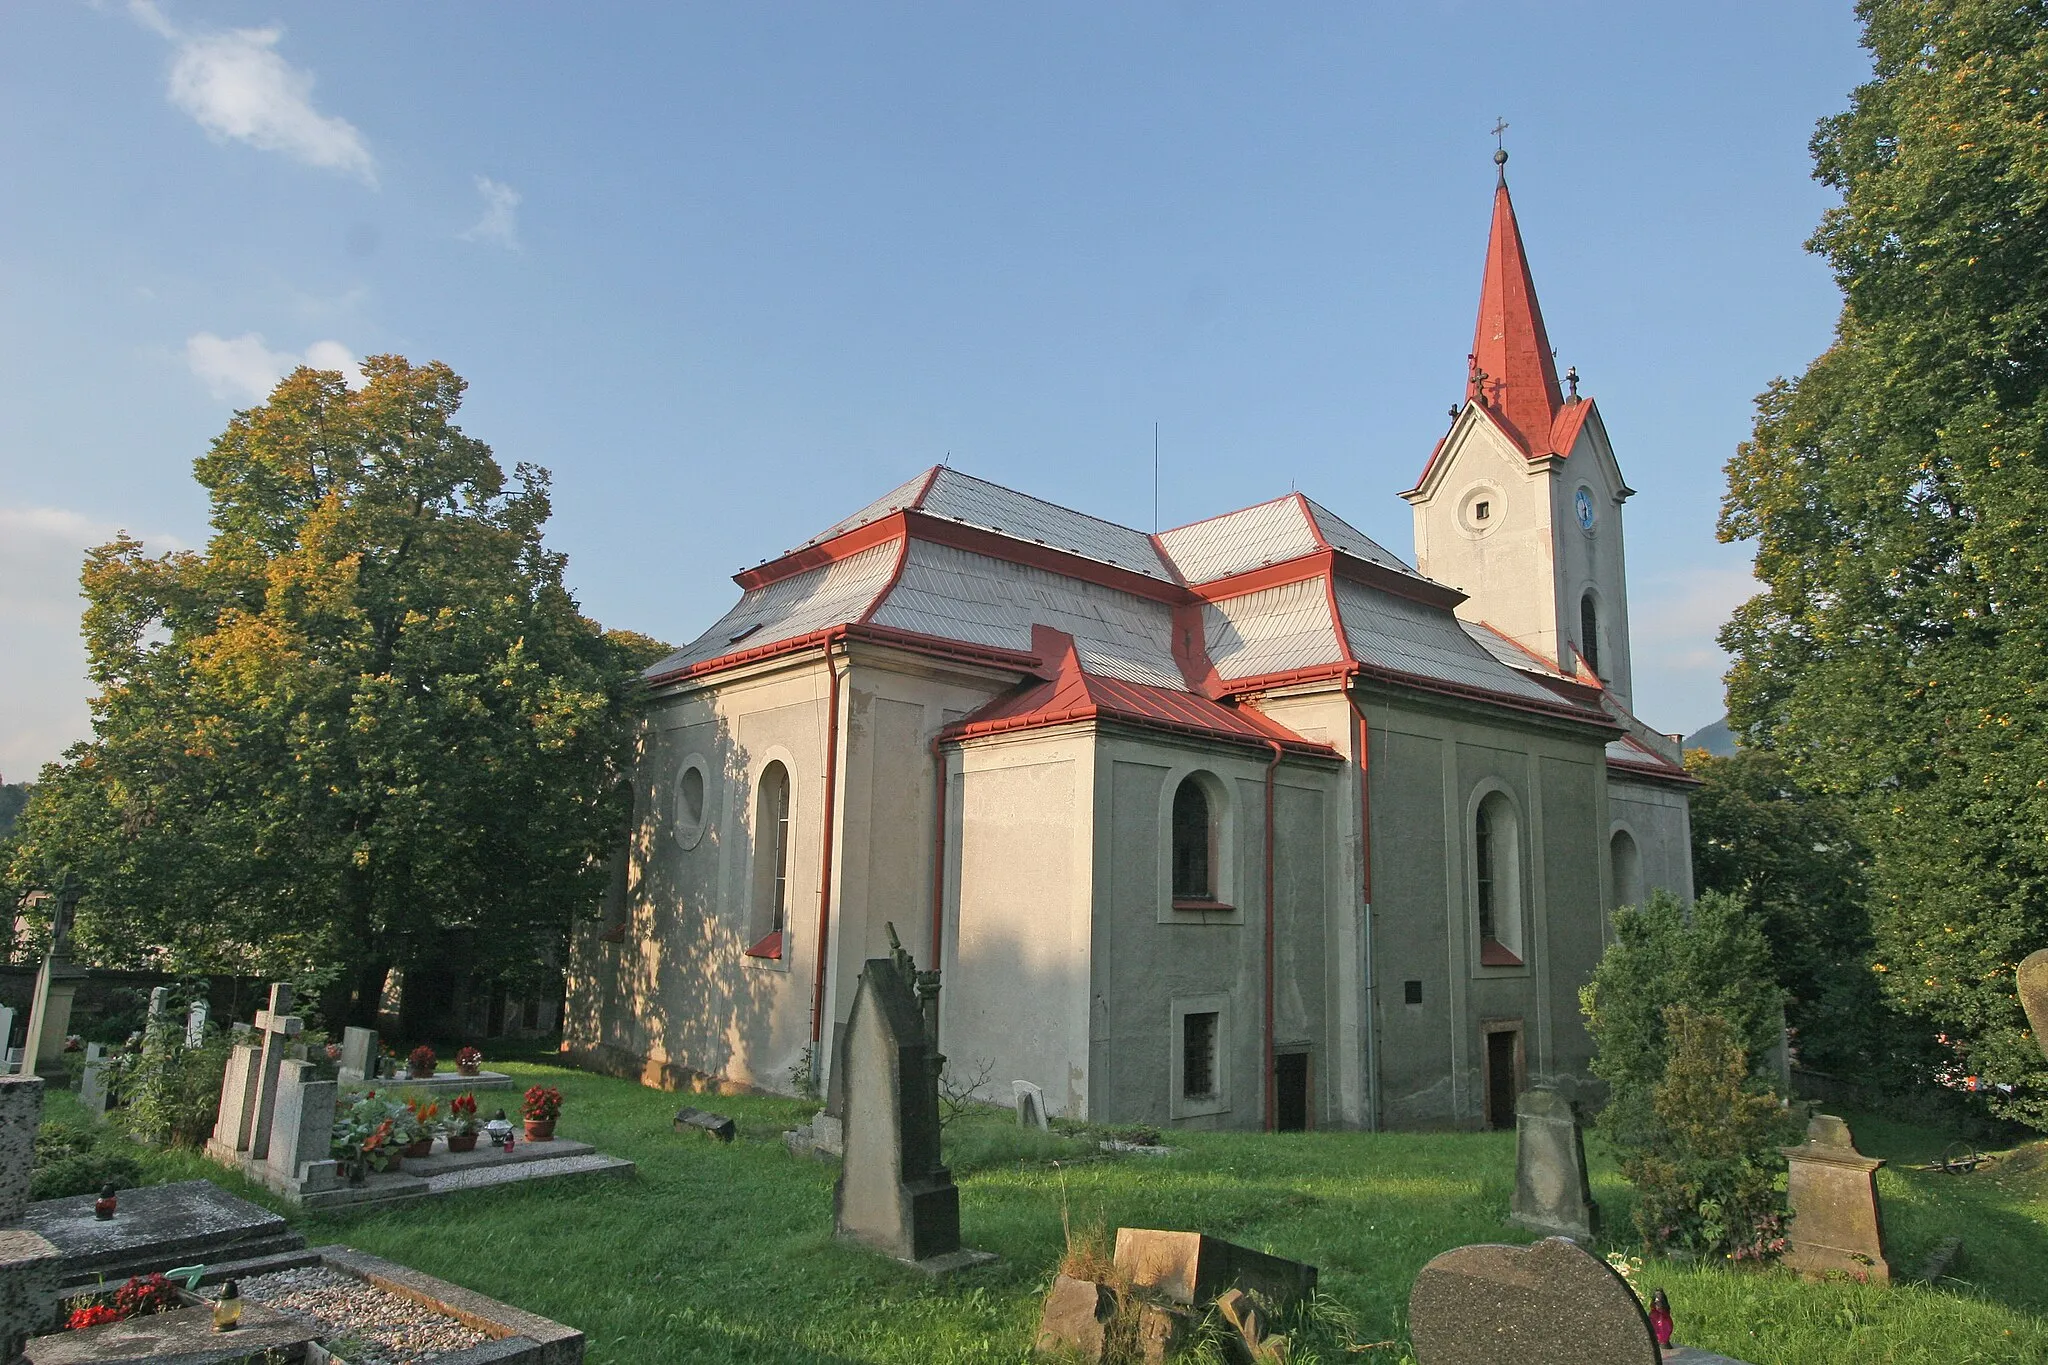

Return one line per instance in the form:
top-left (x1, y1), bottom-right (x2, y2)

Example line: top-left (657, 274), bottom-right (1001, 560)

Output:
top-left (107, 1004), bottom-right (231, 1148)
top-left (1621, 1006), bottom-right (1791, 1259)
top-left (31, 1126), bottom-right (143, 1201)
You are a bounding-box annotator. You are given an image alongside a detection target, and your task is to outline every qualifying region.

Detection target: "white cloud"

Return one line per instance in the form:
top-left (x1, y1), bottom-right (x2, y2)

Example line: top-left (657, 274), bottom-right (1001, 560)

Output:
top-left (0, 506), bottom-right (185, 781)
top-left (459, 176), bottom-right (522, 250)
top-left (185, 332), bottom-right (362, 403)
top-left (130, 1), bottom-right (376, 184)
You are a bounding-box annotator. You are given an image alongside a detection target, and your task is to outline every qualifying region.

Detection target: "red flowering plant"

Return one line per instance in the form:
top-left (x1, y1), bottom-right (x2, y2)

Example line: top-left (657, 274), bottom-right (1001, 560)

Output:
top-left (456, 1045), bottom-right (483, 1070)
top-left (408, 1044), bottom-right (437, 1077)
top-left (66, 1302), bottom-right (121, 1329)
top-left (521, 1085), bottom-right (563, 1122)
top-left (113, 1272), bottom-right (179, 1317)
top-left (446, 1091), bottom-right (480, 1136)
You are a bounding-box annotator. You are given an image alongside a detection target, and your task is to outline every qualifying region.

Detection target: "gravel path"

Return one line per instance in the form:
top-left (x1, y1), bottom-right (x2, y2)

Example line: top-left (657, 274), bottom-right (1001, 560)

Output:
top-left (235, 1266), bottom-right (489, 1363)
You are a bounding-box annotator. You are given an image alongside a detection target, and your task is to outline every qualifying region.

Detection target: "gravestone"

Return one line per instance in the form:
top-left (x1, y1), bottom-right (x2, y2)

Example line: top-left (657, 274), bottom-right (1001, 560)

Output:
top-left (246, 984), bottom-right (303, 1162)
top-left (205, 1042), bottom-right (263, 1163)
top-left (184, 1000), bottom-right (209, 1048)
top-left (1014, 1079), bottom-right (1049, 1131)
top-left (2020, 949), bottom-right (2048, 1061)
top-left (832, 933), bottom-right (990, 1271)
top-left (264, 1059), bottom-right (339, 1196)
top-left (146, 986), bottom-right (171, 1022)
top-left (21, 877), bottom-right (81, 1080)
top-left (1782, 1113), bottom-right (1889, 1283)
top-left (1409, 1236), bottom-right (1658, 1365)
top-left (77, 1044), bottom-right (108, 1119)
top-left (0, 1077), bottom-right (66, 1359)
top-left (1113, 1229), bottom-right (1317, 1314)
top-left (337, 1025), bottom-right (380, 1084)
top-left (1508, 1087), bottom-right (1598, 1243)
top-left (674, 1106), bottom-right (736, 1142)
top-left (0, 1008), bottom-right (14, 1073)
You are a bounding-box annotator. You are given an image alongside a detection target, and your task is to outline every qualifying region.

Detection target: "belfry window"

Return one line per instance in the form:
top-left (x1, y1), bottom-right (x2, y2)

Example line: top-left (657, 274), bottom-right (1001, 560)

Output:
top-left (1171, 777), bottom-right (1215, 902)
top-left (1580, 592), bottom-right (1600, 676)
top-left (747, 761), bottom-right (791, 959)
top-left (1474, 790), bottom-right (1524, 968)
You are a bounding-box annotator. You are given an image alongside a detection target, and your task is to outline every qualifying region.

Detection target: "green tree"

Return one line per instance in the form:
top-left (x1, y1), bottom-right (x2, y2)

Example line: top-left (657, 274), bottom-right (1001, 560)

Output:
top-left (1719, 0), bottom-right (2048, 1128)
top-left (0, 783), bottom-right (29, 840)
top-left (5, 357), bottom-right (667, 1027)
top-left (1685, 749), bottom-right (1886, 1077)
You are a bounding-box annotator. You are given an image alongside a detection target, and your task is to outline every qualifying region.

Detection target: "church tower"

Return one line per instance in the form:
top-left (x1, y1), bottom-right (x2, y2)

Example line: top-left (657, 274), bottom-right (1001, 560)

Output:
top-left (1401, 152), bottom-right (1636, 709)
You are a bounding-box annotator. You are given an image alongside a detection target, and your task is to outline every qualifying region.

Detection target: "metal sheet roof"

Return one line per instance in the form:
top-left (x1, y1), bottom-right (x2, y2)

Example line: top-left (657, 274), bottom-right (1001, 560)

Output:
top-left (645, 539), bottom-right (901, 678)
top-left (919, 469), bottom-right (1174, 578)
top-left (1202, 576), bottom-right (1345, 681)
top-left (1461, 620), bottom-right (1569, 679)
top-left (1157, 497), bottom-right (1320, 585)
top-left (1302, 497), bottom-right (1430, 581)
top-left (1334, 578), bottom-right (1569, 707)
top-left (799, 470), bottom-right (931, 549)
top-left (870, 539), bottom-right (1183, 688)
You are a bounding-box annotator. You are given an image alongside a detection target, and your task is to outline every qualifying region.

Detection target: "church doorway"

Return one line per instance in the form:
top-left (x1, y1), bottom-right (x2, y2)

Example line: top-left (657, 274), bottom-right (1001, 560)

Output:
top-left (1482, 1021), bottom-right (1524, 1131)
top-left (1274, 1049), bottom-right (1310, 1132)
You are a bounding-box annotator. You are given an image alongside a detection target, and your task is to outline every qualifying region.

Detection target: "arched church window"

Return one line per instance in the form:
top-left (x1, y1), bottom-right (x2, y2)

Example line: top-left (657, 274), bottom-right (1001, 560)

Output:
top-left (1610, 829), bottom-right (1642, 912)
top-left (1474, 790), bottom-right (1524, 967)
top-left (1171, 777), bottom-right (1215, 902)
top-left (1580, 592), bottom-right (1601, 677)
top-left (747, 762), bottom-right (791, 959)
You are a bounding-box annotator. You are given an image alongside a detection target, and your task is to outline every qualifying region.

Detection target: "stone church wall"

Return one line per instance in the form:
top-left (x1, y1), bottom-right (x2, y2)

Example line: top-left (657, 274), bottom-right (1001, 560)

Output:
top-left (1607, 777), bottom-right (1695, 909)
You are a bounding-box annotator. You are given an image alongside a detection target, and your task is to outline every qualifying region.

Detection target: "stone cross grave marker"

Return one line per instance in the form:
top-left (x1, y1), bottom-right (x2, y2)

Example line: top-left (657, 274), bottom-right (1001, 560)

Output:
top-left (832, 929), bottom-right (989, 1271)
top-left (2020, 949), bottom-right (2048, 1062)
top-left (1782, 1113), bottom-right (1889, 1283)
top-left (1509, 1087), bottom-right (1599, 1243)
top-left (247, 984), bottom-right (303, 1163)
top-left (1409, 1236), bottom-right (1658, 1365)
top-left (184, 1000), bottom-right (209, 1049)
top-left (1013, 1079), bottom-right (1048, 1131)
top-left (337, 1025), bottom-right (380, 1085)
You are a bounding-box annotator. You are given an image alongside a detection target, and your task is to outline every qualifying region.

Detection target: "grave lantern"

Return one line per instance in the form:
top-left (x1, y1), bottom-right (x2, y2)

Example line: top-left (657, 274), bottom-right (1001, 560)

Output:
top-left (94, 1181), bottom-right (117, 1220)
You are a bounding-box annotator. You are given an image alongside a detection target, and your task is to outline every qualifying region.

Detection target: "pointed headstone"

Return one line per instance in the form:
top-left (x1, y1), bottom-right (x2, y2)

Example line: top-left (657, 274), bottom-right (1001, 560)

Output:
top-left (1782, 1114), bottom-right (1889, 1283)
top-left (1508, 1087), bottom-right (1599, 1242)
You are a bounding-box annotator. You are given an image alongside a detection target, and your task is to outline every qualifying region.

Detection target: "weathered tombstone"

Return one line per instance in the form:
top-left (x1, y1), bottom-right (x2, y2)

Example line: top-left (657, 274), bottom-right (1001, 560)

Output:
top-left (20, 877), bottom-right (80, 1080)
top-left (246, 984), bottom-right (303, 1162)
top-left (0, 1008), bottom-right (14, 1072)
top-left (2019, 949), bottom-right (2048, 1061)
top-left (674, 1106), bottom-right (736, 1142)
top-left (1782, 1113), bottom-right (1890, 1283)
top-left (1508, 1087), bottom-right (1598, 1243)
top-left (205, 1042), bottom-right (263, 1163)
top-left (264, 1060), bottom-right (339, 1195)
top-left (832, 932), bottom-right (990, 1271)
top-left (1409, 1236), bottom-right (1658, 1365)
top-left (337, 1024), bottom-right (380, 1084)
top-left (1113, 1229), bottom-right (1317, 1315)
top-left (146, 986), bottom-right (171, 1022)
top-left (184, 999), bottom-right (209, 1049)
top-left (1014, 1079), bottom-right (1049, 1131)
top-left (0, 1076), bottom-right (65, 1359)
top-left (77, 1044), bottom-right (108, 1119)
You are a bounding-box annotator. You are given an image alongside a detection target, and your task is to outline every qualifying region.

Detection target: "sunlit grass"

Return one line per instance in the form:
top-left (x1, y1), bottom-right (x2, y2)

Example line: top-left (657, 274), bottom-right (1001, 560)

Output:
top-left (50, 1057), bottom-right (2048, 1364)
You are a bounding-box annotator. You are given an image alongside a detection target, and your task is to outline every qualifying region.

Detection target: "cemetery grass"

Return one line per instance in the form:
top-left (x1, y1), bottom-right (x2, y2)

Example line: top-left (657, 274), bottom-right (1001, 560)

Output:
top-left (49, 1061), bottom-right (2048, 1365)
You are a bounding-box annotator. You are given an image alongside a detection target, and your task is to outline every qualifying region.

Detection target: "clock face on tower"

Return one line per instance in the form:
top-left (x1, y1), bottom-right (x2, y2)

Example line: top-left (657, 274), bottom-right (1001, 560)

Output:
top-left (1574, 486), bottom-right (1596, 533)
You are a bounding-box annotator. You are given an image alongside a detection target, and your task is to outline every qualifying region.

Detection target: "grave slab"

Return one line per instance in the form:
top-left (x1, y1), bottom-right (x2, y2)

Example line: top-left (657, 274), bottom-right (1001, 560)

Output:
top-left (1408, 1237), bottom-right (1658, 1365)
top-left (24, 1301), bottom-right (317, 1364)
top-left (21, 1180), bottom-right (307, 1291)
top-left (673, 1106), bottom-right (736, 1142)
top-left (1113, 1228), bottom-right (1316, 1313)
top-left (367, 1070), bottom-right (516, 1094)
top-left (1508, 1087), bottom-right (1599, 1243)
top-left (1781, 1114), bottom-right (1890, 1283)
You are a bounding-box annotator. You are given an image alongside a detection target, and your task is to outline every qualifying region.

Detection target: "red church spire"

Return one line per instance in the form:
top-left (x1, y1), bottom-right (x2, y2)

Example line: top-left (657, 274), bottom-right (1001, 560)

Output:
top-left (1466, 151), bottom-right (1564, 453)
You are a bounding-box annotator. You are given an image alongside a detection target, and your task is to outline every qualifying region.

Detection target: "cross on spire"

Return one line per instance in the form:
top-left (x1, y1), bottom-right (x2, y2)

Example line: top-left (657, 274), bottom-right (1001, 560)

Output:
top-left (1492, 118), bottom-right (1510, 181)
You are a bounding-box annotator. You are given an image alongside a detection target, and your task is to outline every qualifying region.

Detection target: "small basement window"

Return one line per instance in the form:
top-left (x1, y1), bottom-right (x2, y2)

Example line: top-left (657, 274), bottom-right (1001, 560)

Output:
top-left (1404, 979), bottom-right (1424, 1006)
top-left (1182, 1011), bottom-right (1219, 1101)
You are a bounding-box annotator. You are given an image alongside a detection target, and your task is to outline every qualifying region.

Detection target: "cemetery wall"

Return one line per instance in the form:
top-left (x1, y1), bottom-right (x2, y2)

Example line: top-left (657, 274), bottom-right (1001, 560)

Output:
top-left (1365, 695), bottom-right (1611, 1129)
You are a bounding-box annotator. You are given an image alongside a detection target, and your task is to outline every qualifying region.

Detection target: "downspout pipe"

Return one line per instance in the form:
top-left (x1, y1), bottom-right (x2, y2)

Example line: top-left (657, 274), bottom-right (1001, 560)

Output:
top-left (1262, 738), bottom-right (1283, 1132)
top-left (809, 628), bottom-right (849, 1047)
top-left (928, 736), bottom-right (948, 969)
top-left (1346, 689), bottom-right (1380, 1131)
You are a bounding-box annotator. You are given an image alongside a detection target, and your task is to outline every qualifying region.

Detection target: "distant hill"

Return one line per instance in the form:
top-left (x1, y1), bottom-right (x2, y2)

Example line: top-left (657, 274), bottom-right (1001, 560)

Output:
top-left (1683, 717), bottom-right (1737, 756)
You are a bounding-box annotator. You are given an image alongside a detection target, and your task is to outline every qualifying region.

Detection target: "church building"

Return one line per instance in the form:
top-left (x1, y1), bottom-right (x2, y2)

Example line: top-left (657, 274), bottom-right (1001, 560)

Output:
top-left (564, 163), bottom-right (1696, 1131)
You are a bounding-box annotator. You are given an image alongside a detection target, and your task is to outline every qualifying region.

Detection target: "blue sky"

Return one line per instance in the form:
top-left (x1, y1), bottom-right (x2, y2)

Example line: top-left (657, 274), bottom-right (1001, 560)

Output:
top-left (0, 2), bottom-right (1871, 778)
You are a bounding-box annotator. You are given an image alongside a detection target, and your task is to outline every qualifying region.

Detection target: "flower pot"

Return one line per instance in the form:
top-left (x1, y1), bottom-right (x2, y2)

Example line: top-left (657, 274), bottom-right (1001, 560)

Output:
top-left (523, 1118), bottom-right (557, 1142)
top-left (447, 1133), bottom-right (478, 1153)
top-left (403, 1138), bottom-right (434, 1159)
top-left (456, 1063), bottom-right (481, 1077)
top-left (380, 1153), bottom-right (402, 1173)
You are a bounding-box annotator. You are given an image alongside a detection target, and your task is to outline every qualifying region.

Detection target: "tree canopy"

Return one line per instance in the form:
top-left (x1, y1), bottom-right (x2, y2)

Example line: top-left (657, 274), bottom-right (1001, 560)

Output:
top-left (1719, 0), bottom-right (2048, 1126)
top-left (5, 357), bottom-right (667, 1027)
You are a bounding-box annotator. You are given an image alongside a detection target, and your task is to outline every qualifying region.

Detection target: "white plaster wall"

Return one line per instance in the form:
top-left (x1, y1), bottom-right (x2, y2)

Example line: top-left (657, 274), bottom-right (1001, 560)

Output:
top-left (1548, 421), bottom-right (1635, 707)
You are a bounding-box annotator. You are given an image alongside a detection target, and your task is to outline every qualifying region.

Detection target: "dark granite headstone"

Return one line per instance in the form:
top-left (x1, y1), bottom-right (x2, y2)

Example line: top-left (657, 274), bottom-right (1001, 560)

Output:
top-left (1508, 1087), bottom-right (1598, 1243)
top-left (1782, 1114), bottom-right (1889, 1283)
top-left (1113, 1228), bottom-right (1317, 1314)
top-left (833, 944), bottom-right (986, 1270)
top-left (1409, 1237), bottom-right (1657, 1365)
top-left (2019, 949), bottom-right (2048, 1062)
top-left (674, 1106), bottom-right (736, 1142)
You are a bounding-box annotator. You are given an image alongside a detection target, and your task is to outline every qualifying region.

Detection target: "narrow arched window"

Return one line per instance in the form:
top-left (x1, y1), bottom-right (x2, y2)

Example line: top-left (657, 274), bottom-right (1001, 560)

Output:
top-left (1580, 592), bottom-right (1600, 676)
top-left (748, 762), bottom-right (791, 958)
top-left (1610, 829), bottom-right (1642, 911)
top-left (1171, 778), bottom-right (1214, 901)
top-left (1474, 791), bottom-right (1524, 966)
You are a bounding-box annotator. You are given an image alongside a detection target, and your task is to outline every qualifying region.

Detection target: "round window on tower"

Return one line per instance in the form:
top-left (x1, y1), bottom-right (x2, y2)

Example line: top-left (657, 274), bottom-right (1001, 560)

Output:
top-left (1574, 485), bottom-right (1597, 535)
top-left (1458, 482), bottom-right (1505, 538)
